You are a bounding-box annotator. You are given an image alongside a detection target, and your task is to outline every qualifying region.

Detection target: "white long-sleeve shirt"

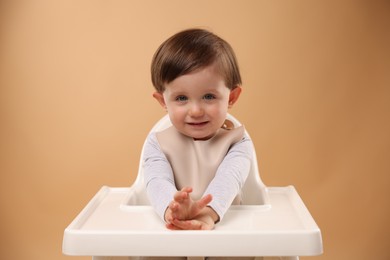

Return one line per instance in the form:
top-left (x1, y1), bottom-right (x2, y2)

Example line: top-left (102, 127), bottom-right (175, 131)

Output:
top-left (143, 130), bottom-right (254, 221)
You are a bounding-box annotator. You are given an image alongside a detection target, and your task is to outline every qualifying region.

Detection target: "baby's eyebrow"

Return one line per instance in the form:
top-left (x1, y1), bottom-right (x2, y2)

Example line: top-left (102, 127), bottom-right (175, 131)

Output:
top-left (172, 92), bottom-right (187, 97)
top-left (204, 89), bottom-right (221, 95)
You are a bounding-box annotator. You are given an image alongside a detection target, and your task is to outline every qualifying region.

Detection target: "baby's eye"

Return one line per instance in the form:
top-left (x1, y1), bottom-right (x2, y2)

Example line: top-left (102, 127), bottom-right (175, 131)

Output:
top-left (203, 93), bottom-right (216, 100)
top-left (175, 95), bottom-right (188, 102)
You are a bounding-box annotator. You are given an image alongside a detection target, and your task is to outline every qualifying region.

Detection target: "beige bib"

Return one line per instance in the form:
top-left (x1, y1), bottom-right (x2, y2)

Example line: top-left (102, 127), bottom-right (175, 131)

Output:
top-left (156, 122), bottom-right (245, 200)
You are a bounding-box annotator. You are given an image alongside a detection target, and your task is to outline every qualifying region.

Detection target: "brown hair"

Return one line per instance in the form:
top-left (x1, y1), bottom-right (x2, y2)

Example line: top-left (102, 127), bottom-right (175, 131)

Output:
top-left (151, 28), bottom-right (242, 93)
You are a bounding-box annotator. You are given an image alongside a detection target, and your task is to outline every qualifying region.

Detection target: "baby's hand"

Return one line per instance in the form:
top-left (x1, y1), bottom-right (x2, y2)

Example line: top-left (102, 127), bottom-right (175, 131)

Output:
top-left (166, 206), bottom-right (218, 230)
top-left (164, 187), bottom-right (213, 223)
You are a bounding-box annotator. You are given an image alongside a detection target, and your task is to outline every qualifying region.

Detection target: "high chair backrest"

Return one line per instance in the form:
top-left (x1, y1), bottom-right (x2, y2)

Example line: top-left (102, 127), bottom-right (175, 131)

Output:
top-left (123, 114), bottom-right (269, 207)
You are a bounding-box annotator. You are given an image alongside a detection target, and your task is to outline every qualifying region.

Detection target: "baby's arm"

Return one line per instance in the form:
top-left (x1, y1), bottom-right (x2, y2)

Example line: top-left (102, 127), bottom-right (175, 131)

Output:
top-left (143, 133), bottom-right (177, 220)
top-left (204, 135), bottom-right (253, 220)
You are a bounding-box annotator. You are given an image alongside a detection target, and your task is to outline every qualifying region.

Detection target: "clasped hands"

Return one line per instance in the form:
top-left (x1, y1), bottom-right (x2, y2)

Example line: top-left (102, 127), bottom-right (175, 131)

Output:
top-left (164, 187), bottom-right (219, 230)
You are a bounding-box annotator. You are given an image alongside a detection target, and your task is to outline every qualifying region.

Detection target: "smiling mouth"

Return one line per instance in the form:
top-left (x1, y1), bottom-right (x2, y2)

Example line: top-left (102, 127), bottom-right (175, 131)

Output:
top-left (187, 121), bottom-right (209, 127)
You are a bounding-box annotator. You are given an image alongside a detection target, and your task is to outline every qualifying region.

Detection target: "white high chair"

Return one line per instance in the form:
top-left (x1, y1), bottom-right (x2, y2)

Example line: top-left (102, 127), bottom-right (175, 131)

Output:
top-left (63, 114), bottom-right (323, 260)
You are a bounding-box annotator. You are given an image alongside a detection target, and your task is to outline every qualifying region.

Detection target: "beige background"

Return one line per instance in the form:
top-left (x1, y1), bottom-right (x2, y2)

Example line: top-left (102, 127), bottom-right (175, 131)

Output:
top-left (0, 1), bottom-right (389, 260)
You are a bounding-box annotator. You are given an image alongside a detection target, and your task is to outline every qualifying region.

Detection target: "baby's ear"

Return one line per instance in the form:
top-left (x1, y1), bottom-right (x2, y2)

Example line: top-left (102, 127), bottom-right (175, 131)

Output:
top-left (228, 86), bottom-right (242, 108)
top-left (152, 92), bottom-right (167, 109)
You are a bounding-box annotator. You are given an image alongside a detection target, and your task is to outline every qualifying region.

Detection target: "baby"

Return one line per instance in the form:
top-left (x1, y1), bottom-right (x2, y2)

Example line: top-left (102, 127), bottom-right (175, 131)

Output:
top-left (143, 28), bottom-right (254, 232)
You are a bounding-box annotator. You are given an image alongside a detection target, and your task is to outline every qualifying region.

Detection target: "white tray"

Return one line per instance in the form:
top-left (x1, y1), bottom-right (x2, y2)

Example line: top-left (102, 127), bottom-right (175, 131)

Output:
top-left (63, 186), bottom-right (322, 257)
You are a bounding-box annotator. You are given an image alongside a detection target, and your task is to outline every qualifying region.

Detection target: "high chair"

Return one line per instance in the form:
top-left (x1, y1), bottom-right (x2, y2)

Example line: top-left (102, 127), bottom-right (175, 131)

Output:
top-left (63, 114), bottom-right (323, 260)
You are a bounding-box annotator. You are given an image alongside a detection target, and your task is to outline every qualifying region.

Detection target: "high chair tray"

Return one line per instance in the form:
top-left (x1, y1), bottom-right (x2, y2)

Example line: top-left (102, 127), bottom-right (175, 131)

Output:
top-left (63, 186), bottom-right (322, 257)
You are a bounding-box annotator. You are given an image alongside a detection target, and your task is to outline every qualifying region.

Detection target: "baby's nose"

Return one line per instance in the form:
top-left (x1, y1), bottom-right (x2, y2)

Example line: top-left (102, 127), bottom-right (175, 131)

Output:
top-left (188, 103), bottom-right (204, 117)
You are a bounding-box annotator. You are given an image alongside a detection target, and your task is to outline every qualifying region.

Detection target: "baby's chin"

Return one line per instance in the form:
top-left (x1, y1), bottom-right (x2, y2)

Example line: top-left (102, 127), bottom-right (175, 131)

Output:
top-left (188, 132), bottom-right (218, 141)
top-left (177, 124), bottom-right (221, 140)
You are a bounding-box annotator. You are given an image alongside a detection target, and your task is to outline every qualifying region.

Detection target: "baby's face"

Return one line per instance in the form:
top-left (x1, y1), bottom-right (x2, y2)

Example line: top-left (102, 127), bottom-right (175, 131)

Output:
top-left (158, 64), bottom-right (234, 140)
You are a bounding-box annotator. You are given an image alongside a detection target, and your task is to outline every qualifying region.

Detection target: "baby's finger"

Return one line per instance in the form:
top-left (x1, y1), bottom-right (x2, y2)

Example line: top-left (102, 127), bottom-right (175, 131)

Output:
top-left (172, 219), bottom-right (206, 230)
top-left (181, 186), bottom-right (193, 193)
top-left (196, 194), bottom-right (213, 209)
top-left (168, 201), bottom-right (178, 211)
top-left (166, 223), bottom-right (183, 230)
top-left (173, 187), bottom-right (192, 202)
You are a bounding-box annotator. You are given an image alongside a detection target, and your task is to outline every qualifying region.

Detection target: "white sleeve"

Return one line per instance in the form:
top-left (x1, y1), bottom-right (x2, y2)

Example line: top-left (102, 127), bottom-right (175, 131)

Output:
top-left (142, 132), bottom-right (177, 221)
top-left (204, 134), bottom-right (254, 220)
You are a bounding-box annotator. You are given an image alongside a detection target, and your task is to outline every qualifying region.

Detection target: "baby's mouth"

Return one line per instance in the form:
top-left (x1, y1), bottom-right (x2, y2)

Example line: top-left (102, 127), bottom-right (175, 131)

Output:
top-left (187, 121), bottom-right (209, 126)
